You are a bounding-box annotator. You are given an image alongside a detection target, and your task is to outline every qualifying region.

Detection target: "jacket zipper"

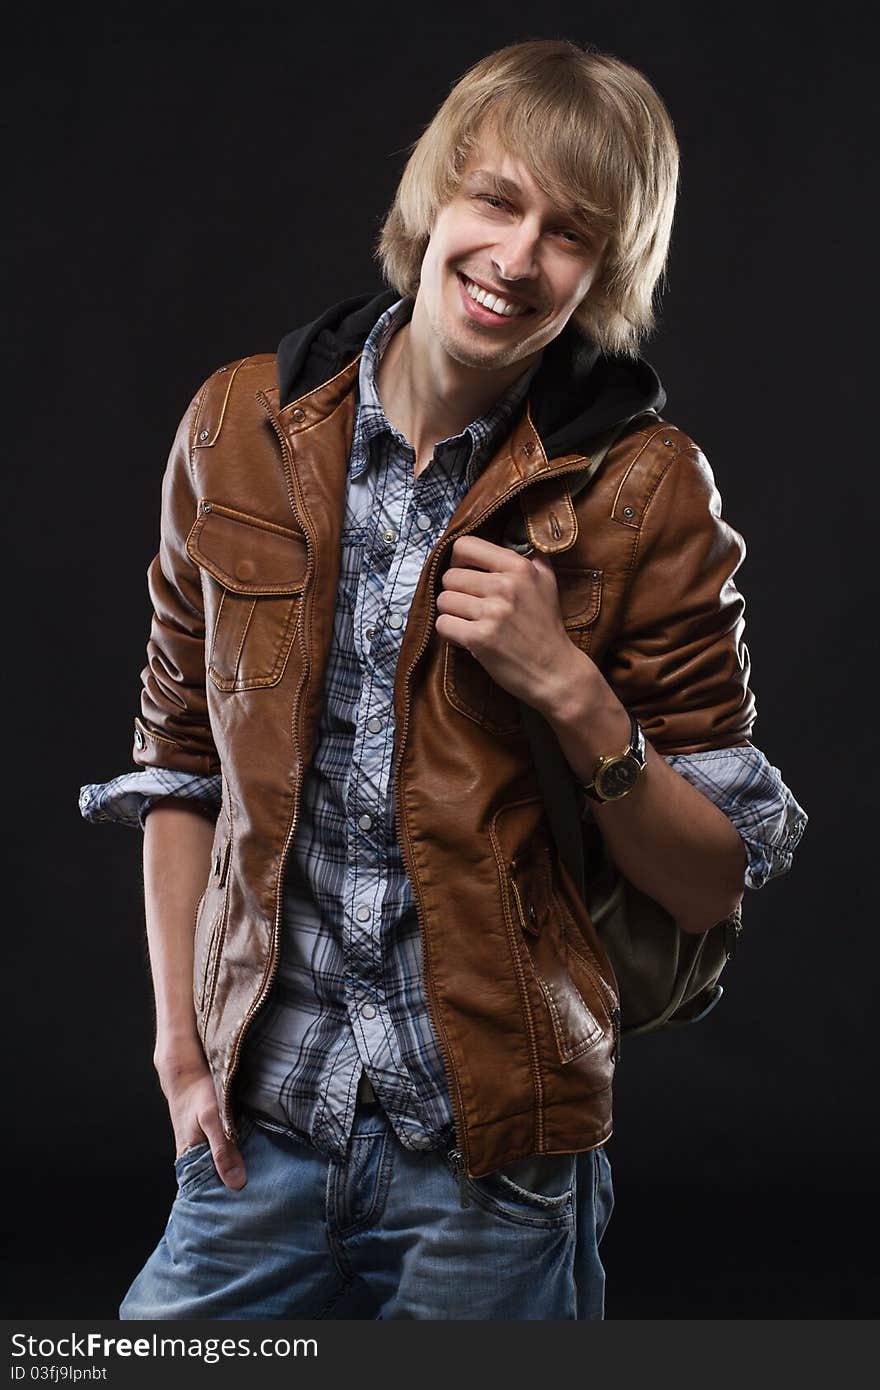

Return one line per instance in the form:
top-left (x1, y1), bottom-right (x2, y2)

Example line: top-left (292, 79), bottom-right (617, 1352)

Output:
top-left (501, 875), bottom-right (545, 1150)
top-left (393, 443), bottom-right (601, 1192)
top-left (446, 1147), bottom-right (471, 1208)
top-left (220, 411), bottom-right (312, 1140)
top-left (200, 798), bottom-right (233, 1012)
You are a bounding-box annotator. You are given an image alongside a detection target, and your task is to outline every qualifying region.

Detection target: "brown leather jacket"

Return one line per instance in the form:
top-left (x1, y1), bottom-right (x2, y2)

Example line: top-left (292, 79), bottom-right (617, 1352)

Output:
top-left (133, 293), bottom-right (755, 1177)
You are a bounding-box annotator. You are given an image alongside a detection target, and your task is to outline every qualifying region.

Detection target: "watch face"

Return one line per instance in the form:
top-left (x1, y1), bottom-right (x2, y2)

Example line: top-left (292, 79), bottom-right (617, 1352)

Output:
top-left (597, 758), bottom-right (638, 800)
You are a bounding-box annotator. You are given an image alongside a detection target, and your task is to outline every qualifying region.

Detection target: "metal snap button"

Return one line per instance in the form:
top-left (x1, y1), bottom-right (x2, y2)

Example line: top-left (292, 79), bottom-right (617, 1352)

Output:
top-left (134, 726), bottom-right (146, 750)
top-left (199, 429), bottom-right (210, 441)
top-left (291, 408), bottom-right (306, 423)
top-left (622, 506), bottom-right (635, 519)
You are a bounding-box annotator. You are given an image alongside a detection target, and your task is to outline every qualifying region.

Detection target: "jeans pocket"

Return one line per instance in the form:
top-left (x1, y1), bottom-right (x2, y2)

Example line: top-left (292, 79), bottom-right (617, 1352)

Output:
top-left (172, 1114), bottom-right (254, 1195)
top-left (173, 1140), bottom-right (214, 1192)
top-left (466, 1152), bottom-right (576, 1229)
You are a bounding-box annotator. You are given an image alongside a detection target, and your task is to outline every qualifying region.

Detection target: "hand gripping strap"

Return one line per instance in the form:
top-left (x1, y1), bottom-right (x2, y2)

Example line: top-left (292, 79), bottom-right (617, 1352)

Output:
top-left (503, 412), bottom-right (657, 899)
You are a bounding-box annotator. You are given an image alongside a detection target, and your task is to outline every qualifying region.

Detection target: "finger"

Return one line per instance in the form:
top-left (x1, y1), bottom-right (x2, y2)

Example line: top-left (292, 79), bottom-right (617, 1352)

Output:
top-left (436, 589), bottom-right (484, 621)
top-left (528, 550), bottom-right (556, 576)
top-left (215, 1142), bottom-right (247, 1192)
top-left (450, 534), bottom-right (526, 572)
top-left (435, 612), bottom-right (481, 652)
top-left (528, 550), bottom-right (560, 590)
top-left (201, 1112), bottom-right (248, 1191)
top-left (529, 551), bottom-right (555, 567)
top-left (440, 566), bottom-right (497, 596)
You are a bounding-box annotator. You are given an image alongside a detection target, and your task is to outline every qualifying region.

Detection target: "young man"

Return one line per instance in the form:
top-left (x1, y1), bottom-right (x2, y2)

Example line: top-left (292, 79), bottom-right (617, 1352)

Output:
top-left (80, 39), bottom-right (806, 1320)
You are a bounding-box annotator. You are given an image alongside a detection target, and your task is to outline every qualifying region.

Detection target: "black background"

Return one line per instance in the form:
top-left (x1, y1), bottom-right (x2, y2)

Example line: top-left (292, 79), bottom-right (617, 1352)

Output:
top-left (5, 0), bottom-right (877, 1320)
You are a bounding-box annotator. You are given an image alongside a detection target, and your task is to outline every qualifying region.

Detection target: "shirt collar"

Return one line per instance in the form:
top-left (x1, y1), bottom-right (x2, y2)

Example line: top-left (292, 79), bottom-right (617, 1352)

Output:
top-left (350, 296), bottom-right (540, 484)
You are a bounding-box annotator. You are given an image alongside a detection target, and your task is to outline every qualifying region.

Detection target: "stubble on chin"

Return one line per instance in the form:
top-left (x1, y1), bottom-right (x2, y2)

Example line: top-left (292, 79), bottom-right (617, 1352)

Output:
top-left (435, 317), bottom-right (538, 373)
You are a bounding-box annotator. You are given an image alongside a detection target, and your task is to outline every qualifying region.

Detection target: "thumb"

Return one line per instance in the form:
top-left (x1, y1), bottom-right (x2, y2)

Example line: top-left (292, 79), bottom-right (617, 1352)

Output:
top-left (529, 550), bottom-right (558, 583)
top-left (202, 1114), bottom-right (248, 1191)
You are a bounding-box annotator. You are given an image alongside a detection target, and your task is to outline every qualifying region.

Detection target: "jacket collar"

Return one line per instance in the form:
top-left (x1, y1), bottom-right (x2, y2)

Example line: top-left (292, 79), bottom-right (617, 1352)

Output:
top-left (277, 289), bottom-right (666, 461)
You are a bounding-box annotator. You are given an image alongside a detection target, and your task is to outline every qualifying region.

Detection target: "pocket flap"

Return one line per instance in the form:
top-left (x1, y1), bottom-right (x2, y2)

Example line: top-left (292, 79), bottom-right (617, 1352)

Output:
top-left (186, 502), bottom-right (308, 595)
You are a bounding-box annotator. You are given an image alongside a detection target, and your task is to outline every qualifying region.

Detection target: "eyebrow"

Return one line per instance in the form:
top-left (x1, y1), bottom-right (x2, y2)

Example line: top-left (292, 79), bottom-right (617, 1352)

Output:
top-left (465, 169), bottom-right (523, 198)
top-left (464, 168), bottom-right (587, 228)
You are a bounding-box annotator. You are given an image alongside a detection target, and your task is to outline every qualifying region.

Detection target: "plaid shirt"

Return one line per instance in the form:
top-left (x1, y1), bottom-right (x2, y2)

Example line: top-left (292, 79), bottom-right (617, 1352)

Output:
top-left (79, 299), bottom-right (807, 1158)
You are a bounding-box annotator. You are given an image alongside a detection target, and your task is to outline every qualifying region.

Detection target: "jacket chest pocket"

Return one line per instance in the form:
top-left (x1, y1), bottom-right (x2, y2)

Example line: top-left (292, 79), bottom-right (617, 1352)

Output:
top-left (186, 501), bottom-right (308, 692)
top-left (442, 566), bottom-right (603, 735)
top-left (553, 564), bottom-right (603, 654)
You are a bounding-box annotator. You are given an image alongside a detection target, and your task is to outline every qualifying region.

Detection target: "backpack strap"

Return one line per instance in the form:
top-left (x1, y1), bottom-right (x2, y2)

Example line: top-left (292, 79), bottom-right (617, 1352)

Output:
top-left (503, 410), bottom-right (658, 900)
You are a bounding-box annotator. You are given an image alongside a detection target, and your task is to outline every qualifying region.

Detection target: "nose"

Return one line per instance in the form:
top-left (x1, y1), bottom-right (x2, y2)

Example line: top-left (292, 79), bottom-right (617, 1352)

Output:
top-left (491, 219), bottom-right (540, 283)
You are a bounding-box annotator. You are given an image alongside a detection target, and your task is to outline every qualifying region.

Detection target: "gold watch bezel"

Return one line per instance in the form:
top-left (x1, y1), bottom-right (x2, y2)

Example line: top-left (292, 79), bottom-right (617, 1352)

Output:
top-left (593, 751), bottom-right (643, 800)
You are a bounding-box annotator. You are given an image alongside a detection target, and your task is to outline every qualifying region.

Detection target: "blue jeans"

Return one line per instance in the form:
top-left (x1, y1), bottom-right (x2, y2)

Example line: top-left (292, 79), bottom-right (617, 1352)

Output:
top-left (120, 1101), bottom-right (614, 1320)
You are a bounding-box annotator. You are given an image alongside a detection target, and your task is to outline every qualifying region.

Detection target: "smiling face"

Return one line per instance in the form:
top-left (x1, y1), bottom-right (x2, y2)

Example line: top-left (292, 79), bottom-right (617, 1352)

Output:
top-left (411, 128), bottom-right (608, 375)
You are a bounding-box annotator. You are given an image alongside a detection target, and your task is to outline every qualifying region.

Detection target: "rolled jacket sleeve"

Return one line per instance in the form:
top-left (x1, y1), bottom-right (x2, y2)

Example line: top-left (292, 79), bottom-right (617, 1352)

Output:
top-left (597, 436), bottom-right (807, 888)
top-left (663, 745), bottom-right (808, 889)
top-left (78, 767), bottom-right (223, 831)
top-left (133, 385), bottom-right (220, 775)
top-left (602, 439), bottom-right (756, 754)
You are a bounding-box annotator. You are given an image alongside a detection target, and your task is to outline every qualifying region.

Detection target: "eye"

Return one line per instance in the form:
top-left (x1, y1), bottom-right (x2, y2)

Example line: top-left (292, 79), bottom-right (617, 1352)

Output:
top-left (475, 193), bottom-right (510, 211)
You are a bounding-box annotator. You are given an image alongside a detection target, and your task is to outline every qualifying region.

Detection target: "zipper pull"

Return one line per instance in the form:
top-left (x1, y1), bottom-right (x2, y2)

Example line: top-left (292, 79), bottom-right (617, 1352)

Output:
top-left (447, 1148), bottom-right (471, 1209)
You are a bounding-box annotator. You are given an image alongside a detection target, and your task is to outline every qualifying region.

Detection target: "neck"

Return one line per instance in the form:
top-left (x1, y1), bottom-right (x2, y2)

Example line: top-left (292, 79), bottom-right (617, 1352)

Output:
top-left (376, 300), bottom-right (538, 472)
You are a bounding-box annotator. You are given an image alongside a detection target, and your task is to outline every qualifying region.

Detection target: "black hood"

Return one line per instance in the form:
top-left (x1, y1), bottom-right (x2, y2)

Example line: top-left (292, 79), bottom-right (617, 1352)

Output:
top-left (277, 289), bottom-right (665, 460)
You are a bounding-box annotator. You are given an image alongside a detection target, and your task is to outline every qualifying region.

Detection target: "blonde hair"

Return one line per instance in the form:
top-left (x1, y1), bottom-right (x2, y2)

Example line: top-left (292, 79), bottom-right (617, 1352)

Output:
top-left (376, 39), bottom-right (680, 356)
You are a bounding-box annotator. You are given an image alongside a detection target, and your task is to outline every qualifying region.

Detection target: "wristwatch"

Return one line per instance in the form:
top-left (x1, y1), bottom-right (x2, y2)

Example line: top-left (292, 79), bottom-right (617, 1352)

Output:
top-left (581, 711), bottom-right (646, 803)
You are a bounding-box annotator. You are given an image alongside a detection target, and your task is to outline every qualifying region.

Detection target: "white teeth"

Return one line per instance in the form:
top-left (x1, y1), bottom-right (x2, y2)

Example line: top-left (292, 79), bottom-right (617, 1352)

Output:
top-left (463, 277), bottom-right (526, 317)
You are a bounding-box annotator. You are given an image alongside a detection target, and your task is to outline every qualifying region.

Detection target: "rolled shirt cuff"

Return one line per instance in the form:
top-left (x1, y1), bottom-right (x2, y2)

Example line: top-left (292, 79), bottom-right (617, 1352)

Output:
top-left (78, 767), bottom-right (223, 831)
top-left (662, 745), bottom-right (808, 890)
